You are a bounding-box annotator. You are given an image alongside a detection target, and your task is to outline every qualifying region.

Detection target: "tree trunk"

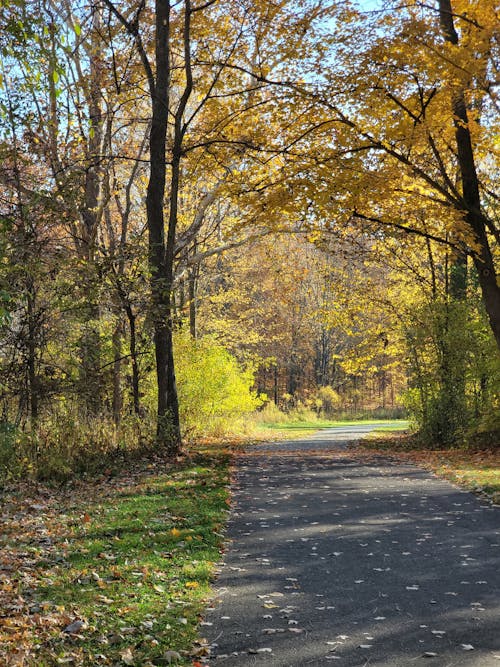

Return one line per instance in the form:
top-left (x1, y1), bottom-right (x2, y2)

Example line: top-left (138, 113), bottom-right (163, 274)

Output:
top-left (78, 3), bottom-right (105, 412)
top-left (26, 279), bottom-right (39, 423)
top-left (438, 0), bottom-right (500, 351)
top-left (146, 0), bottom-right (181, 453)
top-left (125, 304), bottom-right (140, 416)
top-left (7, 87), bottom-right (41, 424)
top-left (274, 365), bottom-right (279, 405)
top-left (103, 0), bottom-right (187, 452)
top-left (112, 323), bottom-right (123, 424)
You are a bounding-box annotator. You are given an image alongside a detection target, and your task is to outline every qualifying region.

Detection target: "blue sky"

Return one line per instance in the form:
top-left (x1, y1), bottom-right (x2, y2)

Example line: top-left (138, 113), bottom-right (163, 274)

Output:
top-left (356, 0), bottom-right (384, 9)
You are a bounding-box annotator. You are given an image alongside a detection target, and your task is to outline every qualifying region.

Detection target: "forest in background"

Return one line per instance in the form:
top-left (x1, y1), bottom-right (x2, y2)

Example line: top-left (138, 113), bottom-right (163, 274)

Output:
top-left (0, 0), bottom-right (499, 480)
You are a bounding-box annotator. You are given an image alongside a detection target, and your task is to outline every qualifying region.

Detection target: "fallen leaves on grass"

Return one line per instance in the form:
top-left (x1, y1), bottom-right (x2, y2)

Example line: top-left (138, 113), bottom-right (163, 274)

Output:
top-left (0, 452), bottom-right (230, 666)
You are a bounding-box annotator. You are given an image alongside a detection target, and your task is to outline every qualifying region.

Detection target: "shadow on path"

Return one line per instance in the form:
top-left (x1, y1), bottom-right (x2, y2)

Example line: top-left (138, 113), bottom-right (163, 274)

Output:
top-left (204, 426), bottom-right (500, 666)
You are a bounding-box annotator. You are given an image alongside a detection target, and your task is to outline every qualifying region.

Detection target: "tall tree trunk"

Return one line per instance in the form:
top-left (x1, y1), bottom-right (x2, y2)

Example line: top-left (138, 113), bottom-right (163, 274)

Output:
top-left (273, 365), bottom-right (279, 406)
top-left (146, 0), bottom-right (181, 452)
top-left (7, 87), bottom-right (41, 423)
top-left (103, 0), bottom-right (187, 452)
top-left (438, 0), bottom-right (500, 350)
top-left (75, 2), bottom-right (105, 412)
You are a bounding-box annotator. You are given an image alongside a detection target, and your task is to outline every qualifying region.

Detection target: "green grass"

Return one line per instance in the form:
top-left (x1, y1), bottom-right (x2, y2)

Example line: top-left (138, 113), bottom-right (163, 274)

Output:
top-left (1, 452), bottom-right (230, 666)
top-left (445, 461), bottom-right (500, 501)
top-left (370, 423), bottom-right (410, 433)
top-left (258, 419), bottom-right (408, 436)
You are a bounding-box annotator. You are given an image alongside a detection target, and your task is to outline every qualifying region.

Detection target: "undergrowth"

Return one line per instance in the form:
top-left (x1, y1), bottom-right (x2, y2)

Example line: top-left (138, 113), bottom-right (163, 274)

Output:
top-left (0, 411), bottom-right (155, 484)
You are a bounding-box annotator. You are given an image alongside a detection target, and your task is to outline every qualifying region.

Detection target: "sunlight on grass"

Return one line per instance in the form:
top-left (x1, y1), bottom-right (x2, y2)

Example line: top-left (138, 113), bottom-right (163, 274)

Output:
top-left (370, 423), bottom-right (410, 433)
top-left (1, 454), bottom-right (230, 666)
top-left (435, 461), bottom-right (500, 503)
top-left (256, 419), bottom-right (409, 440)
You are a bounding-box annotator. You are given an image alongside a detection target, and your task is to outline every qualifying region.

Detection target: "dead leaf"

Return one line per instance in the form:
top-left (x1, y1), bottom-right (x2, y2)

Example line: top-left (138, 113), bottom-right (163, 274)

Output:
top-left (120, 647), bottom-right (135, 665)
top-left (164, 650), bottom-right (181, 663)
top-left (62, 619), bottom-right (86, 634)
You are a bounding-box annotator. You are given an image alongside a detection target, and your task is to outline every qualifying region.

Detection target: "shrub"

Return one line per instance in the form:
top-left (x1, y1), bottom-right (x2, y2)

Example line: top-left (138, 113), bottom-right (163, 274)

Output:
top-left (404, 298), bottom-right (498, 447)
top-left (287, 401), bottom-right (318, 423)
top-left (251, 401), bottom-right (291, 425)
top-left (175, 333), bottom-right (263, 436)
top-left (315, 386), bottom-right (341, 416)
top-left (0, 422), bottom-right (25, 480)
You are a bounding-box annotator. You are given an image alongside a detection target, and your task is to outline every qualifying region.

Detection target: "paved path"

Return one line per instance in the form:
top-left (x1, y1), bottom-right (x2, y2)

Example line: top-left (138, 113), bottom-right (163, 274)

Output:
top-left (204, 425), bottom-right (500, 666)
top-left (249, 424), bottom-right (403, 453)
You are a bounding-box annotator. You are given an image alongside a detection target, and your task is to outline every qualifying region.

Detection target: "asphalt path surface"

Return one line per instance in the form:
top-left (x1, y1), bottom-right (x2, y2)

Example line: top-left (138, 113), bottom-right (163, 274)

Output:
top-left (204, 424), bottom-right (500, 666)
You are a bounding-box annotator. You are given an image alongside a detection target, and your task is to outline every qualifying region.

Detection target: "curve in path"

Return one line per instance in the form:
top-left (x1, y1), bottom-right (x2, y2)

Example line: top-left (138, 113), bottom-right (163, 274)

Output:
top-left (251, 423), bottom-right (403, 453)
top-left (203, 424), bottom-right (500, 666)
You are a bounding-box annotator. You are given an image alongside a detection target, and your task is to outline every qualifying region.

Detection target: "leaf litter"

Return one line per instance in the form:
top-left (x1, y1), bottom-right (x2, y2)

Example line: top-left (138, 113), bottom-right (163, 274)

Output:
top-left (0, 451), bottom-right (230, 665)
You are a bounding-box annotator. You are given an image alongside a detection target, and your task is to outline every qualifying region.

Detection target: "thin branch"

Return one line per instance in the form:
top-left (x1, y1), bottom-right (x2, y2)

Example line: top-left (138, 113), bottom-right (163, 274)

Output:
top-left (352, 210), bottom-right (463, 251)
top-left (102, 0), bottom-right (155, 98)
top-left (191, 0), bottom-right (217, 12)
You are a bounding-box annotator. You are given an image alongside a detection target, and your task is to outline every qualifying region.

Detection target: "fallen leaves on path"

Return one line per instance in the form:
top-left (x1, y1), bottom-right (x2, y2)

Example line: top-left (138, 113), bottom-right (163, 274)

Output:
top-left (357, 438), bottom-right (500, 504)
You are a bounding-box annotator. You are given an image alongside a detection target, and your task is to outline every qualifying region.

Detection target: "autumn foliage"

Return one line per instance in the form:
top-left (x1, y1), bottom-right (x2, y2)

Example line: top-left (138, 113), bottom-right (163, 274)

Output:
top-left (0, 0), bottom-right (499, 478)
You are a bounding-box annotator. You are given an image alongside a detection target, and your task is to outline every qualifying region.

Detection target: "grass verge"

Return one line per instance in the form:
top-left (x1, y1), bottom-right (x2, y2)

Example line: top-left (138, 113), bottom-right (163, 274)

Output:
top-left (360, 431), bottom-right (500, 504)
top-left (0, 450), bottom-right (230, 666)
top-left (253, 419), bottom-right (408, 441)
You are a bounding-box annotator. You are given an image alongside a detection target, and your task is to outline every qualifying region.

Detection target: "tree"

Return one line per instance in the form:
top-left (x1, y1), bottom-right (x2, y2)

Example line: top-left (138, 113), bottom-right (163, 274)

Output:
top-left (275, 0), bottom-right (500, 352)
top-left (437, 0), bottom-right (500, 346)
top-left (103, 0), bottom-right (335, 451)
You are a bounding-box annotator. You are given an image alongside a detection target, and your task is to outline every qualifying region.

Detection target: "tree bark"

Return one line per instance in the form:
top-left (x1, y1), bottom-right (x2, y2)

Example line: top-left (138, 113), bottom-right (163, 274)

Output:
top-left (112, 323), bottom-right (123, 424)
top-left (146, 0), bottom-right (181, 452)
top-left (274, 365), bottom-right (279, 406)
top-left (125, 304), bottom-right (140, 416)
top-left (438, 0), bottom-right (500, 350)
top-left (26, 277), bottom-right (39, 423)
top-left (78, 2), bottom-right (105, 412)
top-left (102, 0), bottom-right (184, 452)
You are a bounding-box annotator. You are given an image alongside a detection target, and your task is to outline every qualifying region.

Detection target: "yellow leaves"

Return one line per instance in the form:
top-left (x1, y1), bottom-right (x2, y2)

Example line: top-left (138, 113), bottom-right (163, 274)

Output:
top-left (170, 527), bottom-right (182, 538)
top-left (307, 230), bottom-right (323, 244)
